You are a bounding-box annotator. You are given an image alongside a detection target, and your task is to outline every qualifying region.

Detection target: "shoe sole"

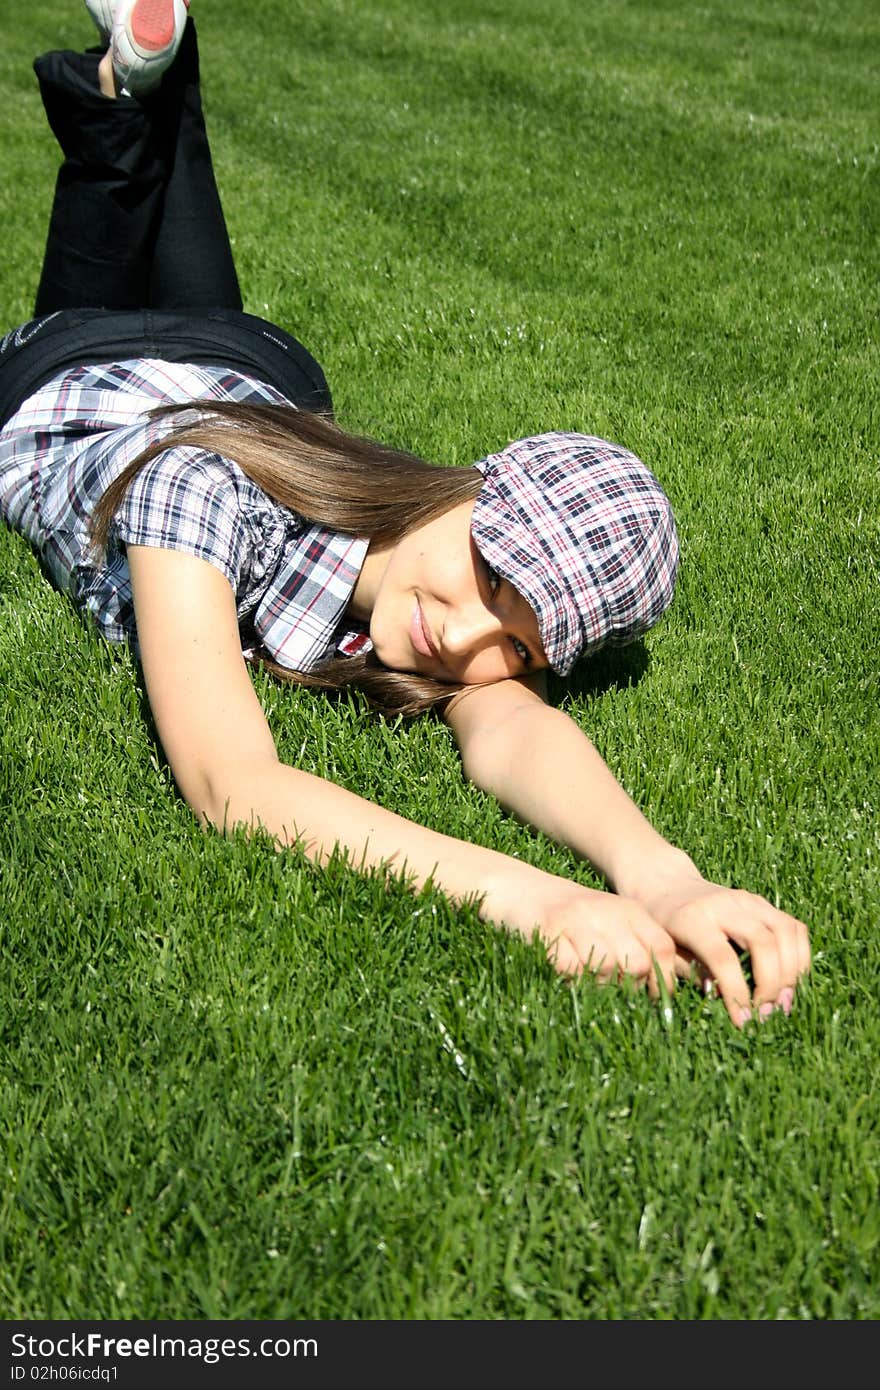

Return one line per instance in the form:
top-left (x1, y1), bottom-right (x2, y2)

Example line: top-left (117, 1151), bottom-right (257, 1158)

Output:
top-left (112, 0), bottom-right (189, 93)
top-left (128, 0), bottom-right (180, 55)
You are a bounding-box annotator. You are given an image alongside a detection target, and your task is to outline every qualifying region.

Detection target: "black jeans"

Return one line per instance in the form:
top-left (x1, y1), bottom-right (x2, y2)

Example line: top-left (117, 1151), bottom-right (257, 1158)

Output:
top-left (0, 19), bottom-right (331, 425)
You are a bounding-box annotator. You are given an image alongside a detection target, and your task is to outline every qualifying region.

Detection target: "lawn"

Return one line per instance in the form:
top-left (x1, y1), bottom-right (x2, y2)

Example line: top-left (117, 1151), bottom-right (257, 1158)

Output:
top-left (1, 0), bottom-right (878, 1319)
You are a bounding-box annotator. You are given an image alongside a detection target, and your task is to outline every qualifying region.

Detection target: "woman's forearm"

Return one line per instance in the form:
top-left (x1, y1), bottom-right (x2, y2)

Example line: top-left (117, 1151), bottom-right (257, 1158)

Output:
top-left (197, 752), bottom-right (679, 996)
top-left (203, 752), bottom-right (547, 924)
top-left (454, 695), bottom-right (701, 901)
top-left (451, 690), bottom-right (810, 1024)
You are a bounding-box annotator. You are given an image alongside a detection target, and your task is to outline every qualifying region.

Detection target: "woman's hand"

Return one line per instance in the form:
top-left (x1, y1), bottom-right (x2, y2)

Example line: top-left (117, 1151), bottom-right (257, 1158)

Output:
top-left (480, 867), bottom-right (678, 1000)
top-left (445, 677), bottom-right (811, 1027)
top-left (637, 869), bottom-right (811, 1027)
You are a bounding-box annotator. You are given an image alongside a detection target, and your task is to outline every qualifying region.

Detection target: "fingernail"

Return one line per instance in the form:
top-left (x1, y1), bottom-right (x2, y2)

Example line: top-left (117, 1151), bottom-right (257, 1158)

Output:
top-left (759, 1002), bottom-right (775, 1022)
top-left (738, 1007), bottom-right (752, 1027)
top-left (778, 987), bottom-right (794, 1016)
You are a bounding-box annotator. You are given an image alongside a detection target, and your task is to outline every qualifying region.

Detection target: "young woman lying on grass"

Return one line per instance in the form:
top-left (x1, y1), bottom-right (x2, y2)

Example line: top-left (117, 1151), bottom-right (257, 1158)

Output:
top-left (0, 0), bottom-right (810, 1027)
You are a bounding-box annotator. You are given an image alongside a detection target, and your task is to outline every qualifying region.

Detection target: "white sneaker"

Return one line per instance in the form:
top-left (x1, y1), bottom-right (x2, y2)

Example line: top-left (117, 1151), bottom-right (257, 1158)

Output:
top-left (111, 0), bottom-right (190, 96)
top-left (84, 0), bottom-right (117, 44)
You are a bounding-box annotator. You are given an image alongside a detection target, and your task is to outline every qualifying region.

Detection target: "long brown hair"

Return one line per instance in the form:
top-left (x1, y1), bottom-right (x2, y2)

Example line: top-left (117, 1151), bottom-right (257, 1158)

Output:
top-left (91, 400), bottom-right (485, 717)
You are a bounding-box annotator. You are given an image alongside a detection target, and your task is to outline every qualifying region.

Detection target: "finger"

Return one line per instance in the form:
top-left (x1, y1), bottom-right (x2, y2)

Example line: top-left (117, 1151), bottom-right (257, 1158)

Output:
top-left (678, 931), bottom-right (753, 1026)
top-left (675, 952), bottom-right (718, 1002)
top-left (542, 929), bottom-right (596, 977)
top-left (761, 906), bottom-right (811, 1017)
top-left (756, 904), bottom-right (809, 1013)
top-left (673, 946), bottom-right (702, 981)
top-left (647, 954), bottom-right (679, 1003)
top-left (664, 918), bottom-right (751, 1023)
top-left (549, 918), bottom-right (651, 989)
top-left (615, 917), bottom-right (677, 996)
top-left (771, 923), bottom-right (800, 1012)
top-left (617, 903), bottom-right (676, 995)
top-left (796, 915), bottom-right (812, 978)
top-left (672, 945), bottom-right (730, 1003)
top-left (608, 936), bottom-right (654, 990)
top-left (545, 929), bottom-right (616, 984)
top-left (712, 959), bottom-right (754, 1027)
top-left (767, 903), bottom-right (812, 982)
top-left (731, 920), bottom-right (782, 1016)
top-left (725, 894), bottom-right (814, 1013)
top-left (673, 893), bottom-right (781, 1019)
top-left (638, 927), bottom-right (677, 1001)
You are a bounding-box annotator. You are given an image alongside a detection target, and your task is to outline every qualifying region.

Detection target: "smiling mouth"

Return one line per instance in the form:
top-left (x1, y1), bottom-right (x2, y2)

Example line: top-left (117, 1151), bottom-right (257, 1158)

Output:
top-left (410, 599), bottom-right (439, 660)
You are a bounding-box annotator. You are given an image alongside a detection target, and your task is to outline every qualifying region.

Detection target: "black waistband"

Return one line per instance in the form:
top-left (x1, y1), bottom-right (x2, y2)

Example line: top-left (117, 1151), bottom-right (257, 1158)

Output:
top-left (0, 307), bottom-right (332, 427)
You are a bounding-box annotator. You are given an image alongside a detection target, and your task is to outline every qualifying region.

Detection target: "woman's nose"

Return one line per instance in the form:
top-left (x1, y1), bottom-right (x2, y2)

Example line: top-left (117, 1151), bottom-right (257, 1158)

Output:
top-left (441, 603), bottom-right (501, 658)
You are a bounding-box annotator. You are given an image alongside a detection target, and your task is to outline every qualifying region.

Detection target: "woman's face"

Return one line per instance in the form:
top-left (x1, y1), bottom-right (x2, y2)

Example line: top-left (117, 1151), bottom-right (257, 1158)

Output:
top-left (352, 499), bottom-right (548, 684)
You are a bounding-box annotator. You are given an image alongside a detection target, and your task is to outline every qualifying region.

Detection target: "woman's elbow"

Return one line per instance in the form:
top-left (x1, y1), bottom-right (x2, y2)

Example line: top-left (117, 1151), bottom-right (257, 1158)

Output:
top-left (175, 752), bottom-right (280, 835)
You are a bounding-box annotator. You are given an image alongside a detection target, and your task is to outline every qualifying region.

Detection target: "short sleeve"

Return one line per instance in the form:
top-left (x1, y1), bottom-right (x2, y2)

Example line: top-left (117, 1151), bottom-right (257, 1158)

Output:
top-left (110, 445), bottom-right (251, 590)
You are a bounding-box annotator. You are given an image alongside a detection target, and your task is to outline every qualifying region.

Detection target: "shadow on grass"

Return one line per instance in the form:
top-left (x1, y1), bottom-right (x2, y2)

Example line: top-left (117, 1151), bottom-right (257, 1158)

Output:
top-left (549, 638), bottom-right (650, 706)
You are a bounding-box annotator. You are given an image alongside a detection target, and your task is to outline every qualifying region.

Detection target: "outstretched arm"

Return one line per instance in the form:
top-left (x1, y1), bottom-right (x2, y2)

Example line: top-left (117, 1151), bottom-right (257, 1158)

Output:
top-left (444, 676), bottom-right (810, 1026)
top-left (127, 545), bottom-right (677, 997)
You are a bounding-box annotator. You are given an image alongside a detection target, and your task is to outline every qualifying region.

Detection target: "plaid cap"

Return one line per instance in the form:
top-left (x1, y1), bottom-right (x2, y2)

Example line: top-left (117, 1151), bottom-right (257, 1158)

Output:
top-left (470, 432), bottom-right (679, 676)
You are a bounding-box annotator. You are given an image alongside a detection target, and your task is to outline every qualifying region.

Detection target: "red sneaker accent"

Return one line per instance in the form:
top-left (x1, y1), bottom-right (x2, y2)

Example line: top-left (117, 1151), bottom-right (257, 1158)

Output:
top-left (129, 0), bottom-right (188, 52)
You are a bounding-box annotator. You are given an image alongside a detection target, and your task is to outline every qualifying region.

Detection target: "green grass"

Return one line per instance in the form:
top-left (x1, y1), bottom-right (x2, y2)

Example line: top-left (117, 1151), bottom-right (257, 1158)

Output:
top-left (1, 0), bottom-right (878, 1319)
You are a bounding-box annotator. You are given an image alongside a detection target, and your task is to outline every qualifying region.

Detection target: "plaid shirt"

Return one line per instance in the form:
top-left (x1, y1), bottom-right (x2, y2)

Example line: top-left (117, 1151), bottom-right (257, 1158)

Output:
top-left (0, 359), bottom-right (372, 669)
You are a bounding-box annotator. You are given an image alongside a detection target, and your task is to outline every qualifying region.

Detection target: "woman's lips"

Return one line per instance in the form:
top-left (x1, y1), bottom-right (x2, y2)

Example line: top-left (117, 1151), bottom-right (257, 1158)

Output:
top-left (410, 599), bottom-right (438, 659)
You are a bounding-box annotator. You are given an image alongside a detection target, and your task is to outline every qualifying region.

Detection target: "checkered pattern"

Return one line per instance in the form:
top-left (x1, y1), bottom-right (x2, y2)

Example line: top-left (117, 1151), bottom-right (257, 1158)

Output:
top-left (471, 432), bottom-right (679, 675)
top-left (0, 359), bottom-right (370, 670)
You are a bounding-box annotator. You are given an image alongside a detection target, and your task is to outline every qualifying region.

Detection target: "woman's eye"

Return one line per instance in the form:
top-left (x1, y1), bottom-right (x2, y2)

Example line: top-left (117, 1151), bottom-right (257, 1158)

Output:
top-left (485, 563), bottom-right (501, 596)
top-left (511, 636), bottom-right (532, 667)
